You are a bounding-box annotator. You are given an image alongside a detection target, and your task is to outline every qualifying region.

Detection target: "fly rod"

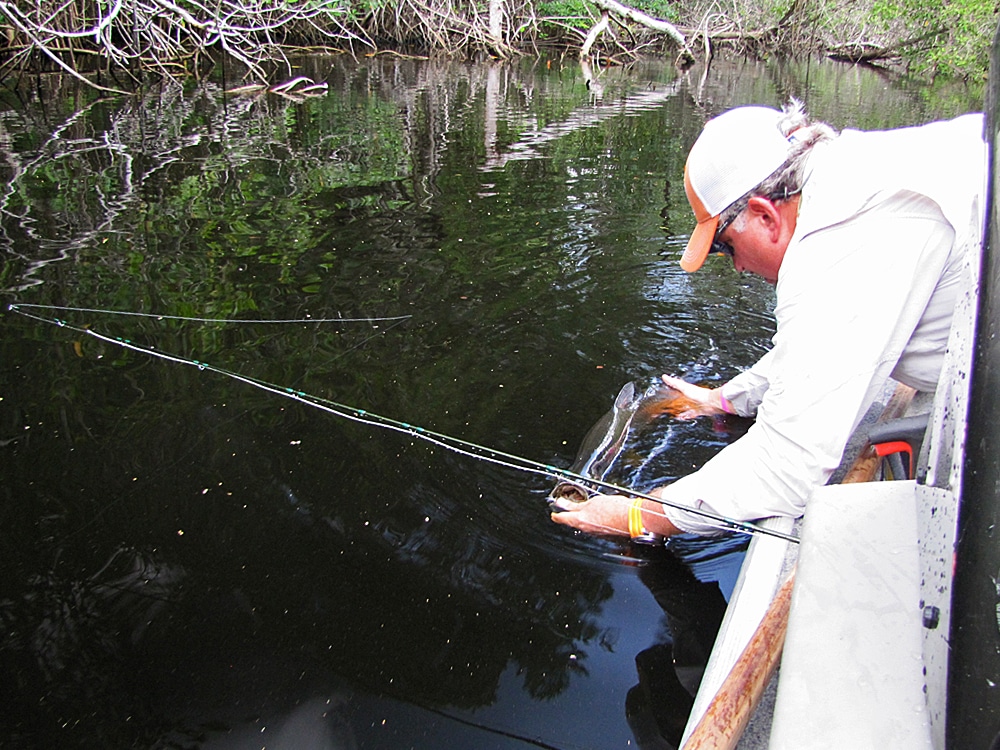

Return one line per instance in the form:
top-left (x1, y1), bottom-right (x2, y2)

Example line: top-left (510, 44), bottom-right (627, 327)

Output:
top-left (8, 303), bottom-right (800, 544)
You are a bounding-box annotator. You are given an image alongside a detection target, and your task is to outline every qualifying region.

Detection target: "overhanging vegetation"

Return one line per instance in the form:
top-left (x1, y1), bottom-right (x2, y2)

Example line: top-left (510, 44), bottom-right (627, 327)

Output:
top-left (0, 0), bottom-right (994, 87)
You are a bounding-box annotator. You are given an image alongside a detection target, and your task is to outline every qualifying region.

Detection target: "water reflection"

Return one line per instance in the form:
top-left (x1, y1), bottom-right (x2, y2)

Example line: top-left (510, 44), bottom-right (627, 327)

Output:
top-left (0, 53), bottom-right (982, 748)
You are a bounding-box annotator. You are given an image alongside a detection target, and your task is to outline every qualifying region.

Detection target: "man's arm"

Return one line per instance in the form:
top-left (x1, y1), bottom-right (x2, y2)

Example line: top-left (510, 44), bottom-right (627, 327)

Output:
top-left (554, 193), bottom-right (956, 538)
top-left (654, 194), bottom-right (956, 535)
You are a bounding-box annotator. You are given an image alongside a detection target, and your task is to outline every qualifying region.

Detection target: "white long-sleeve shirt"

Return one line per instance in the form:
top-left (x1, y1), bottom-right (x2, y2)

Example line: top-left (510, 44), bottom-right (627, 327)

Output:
top-left (663, 114), bottom-right (987, 534)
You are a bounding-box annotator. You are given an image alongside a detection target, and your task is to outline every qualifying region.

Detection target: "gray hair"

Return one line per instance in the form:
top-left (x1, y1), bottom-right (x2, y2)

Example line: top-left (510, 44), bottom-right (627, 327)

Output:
top-left (723, 99), bottom-right (837, 232)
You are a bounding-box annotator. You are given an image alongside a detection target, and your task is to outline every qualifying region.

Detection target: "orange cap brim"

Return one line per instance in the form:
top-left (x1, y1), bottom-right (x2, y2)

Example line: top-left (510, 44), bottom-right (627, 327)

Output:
top-left (681, 216), bottom-right (718, 272)
top-left (681, 165), bottom-right (719, 273)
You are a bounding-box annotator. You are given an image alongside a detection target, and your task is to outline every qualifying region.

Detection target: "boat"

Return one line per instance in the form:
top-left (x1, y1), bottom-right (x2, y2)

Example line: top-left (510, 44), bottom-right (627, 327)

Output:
top-left (676, 23), bottom-right (1000, 750)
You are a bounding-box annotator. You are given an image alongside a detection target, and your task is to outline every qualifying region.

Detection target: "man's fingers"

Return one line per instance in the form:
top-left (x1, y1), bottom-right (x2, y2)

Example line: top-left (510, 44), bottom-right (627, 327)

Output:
top-left (661, 374), bottom-right (721, 416)
top-left (550, 495), bottom-right (581, 512)
top-left (661, 374), bottom-right (701, 398)
top-left (660, 374), bottom-right (687, 390)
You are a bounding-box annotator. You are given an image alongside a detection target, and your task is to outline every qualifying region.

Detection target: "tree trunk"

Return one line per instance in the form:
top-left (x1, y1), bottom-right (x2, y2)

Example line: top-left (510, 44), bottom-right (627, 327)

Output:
top-left (489, 0), bottom-right (504, 48)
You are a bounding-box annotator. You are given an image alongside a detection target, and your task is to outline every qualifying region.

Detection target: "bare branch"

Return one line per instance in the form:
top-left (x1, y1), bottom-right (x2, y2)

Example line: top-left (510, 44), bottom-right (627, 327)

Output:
top-left (580, 10), bottom-right (610, 58)
top-left (589, 0), bottom-right (686, 47)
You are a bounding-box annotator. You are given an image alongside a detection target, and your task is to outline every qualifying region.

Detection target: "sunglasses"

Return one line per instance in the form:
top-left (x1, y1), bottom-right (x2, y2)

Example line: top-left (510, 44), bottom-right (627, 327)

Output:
top-left (710, 209), bottom-right (741, 259)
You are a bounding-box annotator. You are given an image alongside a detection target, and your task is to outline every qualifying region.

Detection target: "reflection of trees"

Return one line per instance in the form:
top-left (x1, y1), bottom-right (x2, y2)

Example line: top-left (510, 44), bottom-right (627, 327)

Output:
top-left (1, 55), bottom-right (699, 457)
top-left (1, 56), bottom-right (679, 299)
top-left (680, 54), bottom-right (980, 129)
top-left (482, 64), bottom-right (683, 170)
top-left (2, 70), bottom-right (416, 294)
top-left (0, 54), bottom-right (976, 304)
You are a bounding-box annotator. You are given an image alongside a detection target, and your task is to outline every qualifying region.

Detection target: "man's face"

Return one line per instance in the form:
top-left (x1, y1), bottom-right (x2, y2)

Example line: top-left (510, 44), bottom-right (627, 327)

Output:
top-left (715, 196), bottom-right (795, 284)
top-left (717, 222), bottom-right (782, 283)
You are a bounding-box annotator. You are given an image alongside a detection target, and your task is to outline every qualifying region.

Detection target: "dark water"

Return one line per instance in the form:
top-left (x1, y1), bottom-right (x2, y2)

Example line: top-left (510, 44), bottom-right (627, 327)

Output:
top-left (0, 55), bottom-right (981, 749)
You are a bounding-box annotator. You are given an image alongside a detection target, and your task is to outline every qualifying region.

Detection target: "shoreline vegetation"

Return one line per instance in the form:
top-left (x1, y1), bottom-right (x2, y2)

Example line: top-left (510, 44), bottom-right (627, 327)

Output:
top-left (0, 0), bottom-right (995, 92)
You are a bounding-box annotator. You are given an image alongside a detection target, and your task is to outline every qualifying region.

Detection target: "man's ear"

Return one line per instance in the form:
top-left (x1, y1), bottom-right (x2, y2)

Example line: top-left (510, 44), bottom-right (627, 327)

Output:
top-left (746, 196), bottom-right (782, 242)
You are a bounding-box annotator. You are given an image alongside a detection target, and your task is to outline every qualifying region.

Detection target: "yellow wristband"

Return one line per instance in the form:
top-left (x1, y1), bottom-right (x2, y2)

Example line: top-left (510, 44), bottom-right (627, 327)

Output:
top-left (628, 497), bottom-right (645, 538)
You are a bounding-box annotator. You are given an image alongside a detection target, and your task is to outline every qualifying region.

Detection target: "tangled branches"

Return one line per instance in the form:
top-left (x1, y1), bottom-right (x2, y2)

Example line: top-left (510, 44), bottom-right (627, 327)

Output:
top-left (0, 0), bottom-right (992, 88)
top-left (0, 0), bottom-right (699, 89)
top-left (365, 0), bottom-right (526, 57)
top-left (0, 0), bottom-right (373, 88)
top-left (0, 0), bottom-right (660, 90)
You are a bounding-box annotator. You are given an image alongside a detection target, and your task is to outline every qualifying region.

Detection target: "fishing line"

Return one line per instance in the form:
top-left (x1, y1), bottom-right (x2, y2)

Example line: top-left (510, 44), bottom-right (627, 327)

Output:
top-left (10, 302), bottom-right (411, 324)
top-left (9, 304), bottom-right (800, 544)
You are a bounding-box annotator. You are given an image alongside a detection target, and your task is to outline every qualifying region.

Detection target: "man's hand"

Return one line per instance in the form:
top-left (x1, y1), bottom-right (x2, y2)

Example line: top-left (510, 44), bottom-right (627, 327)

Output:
top-left (660, 374), bottom-right (728, 419)
top-left (550, 492), bottom-right (683, 538)
top-left (549, 494), bottom-right (630, 537)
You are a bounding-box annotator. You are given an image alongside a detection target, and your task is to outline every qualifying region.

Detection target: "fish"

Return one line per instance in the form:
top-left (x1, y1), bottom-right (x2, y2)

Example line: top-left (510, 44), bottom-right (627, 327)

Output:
top-left (549, 380), bottom-right (696, 506)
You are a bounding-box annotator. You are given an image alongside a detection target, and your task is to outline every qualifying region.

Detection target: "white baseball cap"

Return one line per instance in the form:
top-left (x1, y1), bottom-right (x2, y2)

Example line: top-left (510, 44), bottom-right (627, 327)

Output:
top-left (681, 106), bottom-right (795, 272)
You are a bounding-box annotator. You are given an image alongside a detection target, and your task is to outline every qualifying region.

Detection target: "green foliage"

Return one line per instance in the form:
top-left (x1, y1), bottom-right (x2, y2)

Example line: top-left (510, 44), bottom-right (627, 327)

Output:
top-left (343, 0), bottom-right (390, 22)
top-left (535, 0), bottom-right (679, 25)
top-left (631, 0), bottom-right (681, 22)
top-left (871, 0), bottom-right (997, 79)
top-left (536, 0), bottom-right (589, 16)
top-left (932, 0), bottom-right (997, 79)
top-left (535, 0), bottom-right (591, 32)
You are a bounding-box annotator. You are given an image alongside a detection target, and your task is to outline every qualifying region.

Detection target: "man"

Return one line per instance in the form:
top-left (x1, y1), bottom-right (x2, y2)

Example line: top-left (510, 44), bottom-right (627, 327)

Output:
top-left (552, 101), bottom-right (987, 540)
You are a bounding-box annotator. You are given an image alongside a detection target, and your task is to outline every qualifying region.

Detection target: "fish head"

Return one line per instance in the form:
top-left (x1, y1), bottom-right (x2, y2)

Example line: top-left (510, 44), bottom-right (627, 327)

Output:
top-left (547, 480), bottom-right (594, 510)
